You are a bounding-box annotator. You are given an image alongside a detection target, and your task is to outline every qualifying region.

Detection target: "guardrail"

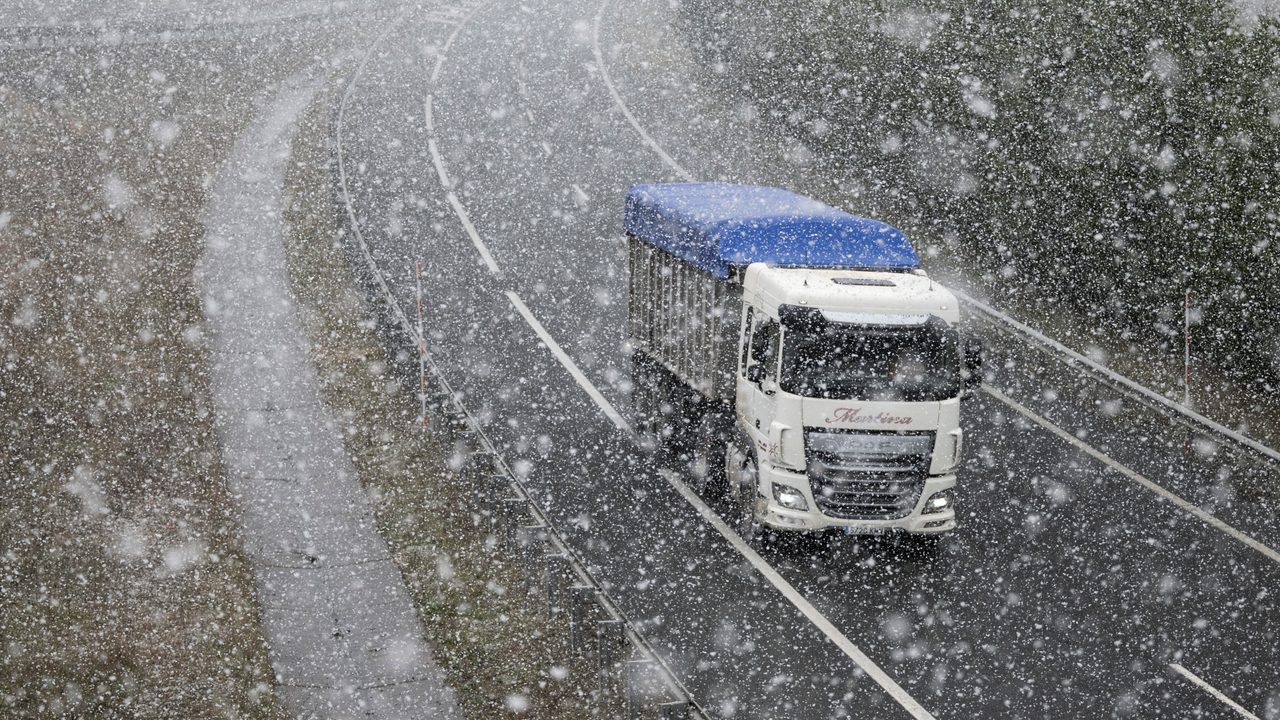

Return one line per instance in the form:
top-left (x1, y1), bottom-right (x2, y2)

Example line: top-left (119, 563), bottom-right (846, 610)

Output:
top-left (431, 393), bottom-right (704, 718)
top-left (954, 288), bottom-right (1280, 466)
top-left (330, 12), bottom-right (707, 716)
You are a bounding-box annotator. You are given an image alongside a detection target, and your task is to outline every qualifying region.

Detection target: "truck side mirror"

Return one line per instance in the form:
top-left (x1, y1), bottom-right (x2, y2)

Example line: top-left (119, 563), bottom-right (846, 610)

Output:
top-left (746, 363), bottom-right (766, 385)
top-left (961, 337), bottom-right (985, 397)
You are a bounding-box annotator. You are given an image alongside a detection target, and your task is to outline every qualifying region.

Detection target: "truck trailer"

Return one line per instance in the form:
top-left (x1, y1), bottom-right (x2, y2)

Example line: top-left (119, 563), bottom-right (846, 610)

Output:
top-left (625, 183), bottom-right (981, 544)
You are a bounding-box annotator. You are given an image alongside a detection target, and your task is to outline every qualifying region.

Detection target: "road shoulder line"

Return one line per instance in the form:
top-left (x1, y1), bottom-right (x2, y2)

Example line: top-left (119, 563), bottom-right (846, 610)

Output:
top-left (505, 291), bottom-right (630, 433)
top-left (983, 384), bottom-right (1280, 566)
top-left (1170, 663), bottom-right (1262, 719)
top-left (591, 0), bottom-right (694, 182)
top-left (661, 472), bottom-right (937, 720)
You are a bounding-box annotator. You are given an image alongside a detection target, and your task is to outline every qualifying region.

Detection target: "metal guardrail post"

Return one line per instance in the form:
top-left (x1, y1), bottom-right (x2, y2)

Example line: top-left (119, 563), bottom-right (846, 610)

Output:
top-left (545, 552), bottom-right (572, 619)
top-left (465, 449), bottom-right (496, 488)
top-left (596, 619), bottom-right (628, 716)
top-left (433, 388), bottom-right (452, 414)
top-left (446, 407), bottom-right (469, 435)
top-left (515, 524), bottom-right (547, 596)
top-left (484, 472), bottom-right (511, 500)
top-left (453, 431), bottom-right (474, 475)
top-left (473, 472), bottom-right (509, 530)
top-left (499, 491), bottom-right (527, 525)
top-left (456, 426), bottom-right (477, 446)
top-left (623, 658), bottom-right (658, 720)
top-left (567, 584), bottom-right (596, 655)
top-left (471, 450), bottom-right (497, 476)
top-left (450, 432), bottom-right (473, 472)
top-left (543, 552), bottom-right (574, 656)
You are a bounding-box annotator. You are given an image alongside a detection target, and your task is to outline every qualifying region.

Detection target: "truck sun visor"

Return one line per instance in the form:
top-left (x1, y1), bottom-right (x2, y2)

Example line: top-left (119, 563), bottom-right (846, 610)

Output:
top-left (624, 183), bottom-right (920, 279)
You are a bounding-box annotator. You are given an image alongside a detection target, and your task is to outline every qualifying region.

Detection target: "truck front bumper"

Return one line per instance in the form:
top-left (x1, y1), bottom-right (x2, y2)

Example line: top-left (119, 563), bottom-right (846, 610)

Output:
top-left (756, 462), bottom-right (956, 535)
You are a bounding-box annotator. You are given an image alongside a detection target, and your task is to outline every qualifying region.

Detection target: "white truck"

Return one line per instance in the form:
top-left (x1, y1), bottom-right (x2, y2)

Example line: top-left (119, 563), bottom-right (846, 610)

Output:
top-left (626, 183), bottom-right (982, 544)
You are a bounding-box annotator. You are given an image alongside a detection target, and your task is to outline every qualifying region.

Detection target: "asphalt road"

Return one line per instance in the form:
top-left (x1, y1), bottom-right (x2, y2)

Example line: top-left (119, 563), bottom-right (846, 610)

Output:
top-left (334, 1), bottom-right (1280, 717)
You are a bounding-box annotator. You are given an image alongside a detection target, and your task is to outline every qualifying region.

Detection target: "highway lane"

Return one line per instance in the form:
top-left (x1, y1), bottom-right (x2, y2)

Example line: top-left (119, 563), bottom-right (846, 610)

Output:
top-left (334, 0), bottom-right (1280, 717)
top-left (338, 7), bottom-right (920, 718)
top-left (588, 6), bottom-right (1280, 716)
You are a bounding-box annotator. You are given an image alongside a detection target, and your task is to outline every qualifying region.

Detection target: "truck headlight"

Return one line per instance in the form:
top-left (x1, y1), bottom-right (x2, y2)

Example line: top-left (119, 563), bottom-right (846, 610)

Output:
top-left (772, 483), bottom-right (809, 511)
top-left (923, 492), bottom-right (952, 514)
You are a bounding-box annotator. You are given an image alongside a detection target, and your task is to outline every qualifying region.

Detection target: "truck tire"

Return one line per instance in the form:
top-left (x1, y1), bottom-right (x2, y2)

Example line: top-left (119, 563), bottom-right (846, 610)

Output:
top-left (727, 443), bottom-right (765, 546)
top-left (630, 353), bottom-right (662, 454)
top-left (630, 352), bottom-right (694, 467)
top-left (688, 413), bottom-right (728, 497)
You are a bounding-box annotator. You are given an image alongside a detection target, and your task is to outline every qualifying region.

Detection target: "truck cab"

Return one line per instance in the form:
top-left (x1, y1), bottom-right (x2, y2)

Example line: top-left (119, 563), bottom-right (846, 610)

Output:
top-left (732, 264), bottom-right (969, 539)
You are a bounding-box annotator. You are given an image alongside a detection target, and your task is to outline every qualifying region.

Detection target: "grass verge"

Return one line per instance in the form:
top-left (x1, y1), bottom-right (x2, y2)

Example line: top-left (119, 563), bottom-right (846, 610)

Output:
top-left (0, 28), bottom-right (351, 717)
top-left (280, 73), bottom-right (595, 718)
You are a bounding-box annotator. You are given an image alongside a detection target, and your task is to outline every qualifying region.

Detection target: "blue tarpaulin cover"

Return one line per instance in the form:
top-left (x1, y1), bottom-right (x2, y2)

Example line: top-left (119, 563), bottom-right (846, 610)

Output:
top-left (624, 183), bottom-right (919, 279)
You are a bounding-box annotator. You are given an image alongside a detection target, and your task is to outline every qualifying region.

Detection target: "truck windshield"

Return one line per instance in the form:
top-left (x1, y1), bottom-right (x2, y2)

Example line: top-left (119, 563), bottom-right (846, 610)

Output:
top-left (778, 305), bottom-right (960, 401)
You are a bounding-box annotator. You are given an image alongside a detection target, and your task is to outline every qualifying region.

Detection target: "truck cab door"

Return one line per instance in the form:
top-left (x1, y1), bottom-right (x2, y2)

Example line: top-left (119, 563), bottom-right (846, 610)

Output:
top-left (741, 312), bottom-right (781, 456)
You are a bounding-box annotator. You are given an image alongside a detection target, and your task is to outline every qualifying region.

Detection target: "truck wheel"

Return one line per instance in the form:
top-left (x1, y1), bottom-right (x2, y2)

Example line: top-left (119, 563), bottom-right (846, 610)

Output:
top-left (689, 414), bottom-right (727, 496)
top-left (630, 355), bottom-right (662, 454)
top-left (728, 446), bottom-right (765, 546)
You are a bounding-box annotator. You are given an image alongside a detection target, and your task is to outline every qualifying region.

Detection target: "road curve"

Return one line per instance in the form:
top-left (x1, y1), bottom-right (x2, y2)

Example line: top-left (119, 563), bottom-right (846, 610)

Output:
top-left (333, 0), bottom-right (1280, 717)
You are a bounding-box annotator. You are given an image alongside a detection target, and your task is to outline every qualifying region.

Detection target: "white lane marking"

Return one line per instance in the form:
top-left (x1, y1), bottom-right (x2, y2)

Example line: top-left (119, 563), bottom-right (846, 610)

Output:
top-left (436, 4), bottom-right (920, 704)
top-left (446, 191), bottom-right (501, 275)
top-left (961, 292), bottom-right (1280, 464)
top-left (437, 3), bottom-right (917, 711)
top-left (432, 1), bottom-right (488, 83)
top-left (427, 138), bottom-right (451, 187)
top-left (591, 0), bottom-right (694, 182)
top-left (505, 289), bottom-right (936, 720)
top-left (426, 22), bottom-right (503, 277)
top-left (504, 291), bottom-right (631, 434)
top-left (428, 95), bottom-right (495, 274)
top-left (431, 53), bottom-right (447, 84)
top-left (1170, 663), bottom-right (1262, 720)
top-left (983, 385), bottom-right (1280, 566)
top-left (661, 470), bottom-right (938, 720)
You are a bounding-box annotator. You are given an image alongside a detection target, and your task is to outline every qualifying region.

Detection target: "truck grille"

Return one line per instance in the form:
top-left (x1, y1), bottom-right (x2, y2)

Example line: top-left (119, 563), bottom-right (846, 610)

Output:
top-left (806, 431), bottom-right (932, 520)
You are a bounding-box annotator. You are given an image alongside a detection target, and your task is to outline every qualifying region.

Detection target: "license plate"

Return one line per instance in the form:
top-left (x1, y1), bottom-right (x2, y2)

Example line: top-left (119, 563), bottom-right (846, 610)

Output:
top-left (843, 525), bottom-right (888, 536)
